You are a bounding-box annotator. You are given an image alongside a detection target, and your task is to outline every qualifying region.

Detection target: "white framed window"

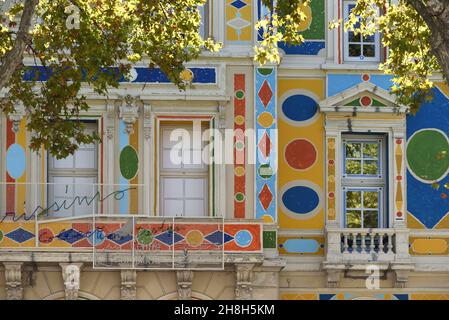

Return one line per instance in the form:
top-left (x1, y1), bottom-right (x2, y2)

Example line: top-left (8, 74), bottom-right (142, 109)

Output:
top-left (343, 1), bottom-right (380, 62)
top-left (199, 0), bottom-right (210, 39)
top-left (160, 122), bottom-right (209, 217)
top-left (47, 121), bottom-right (98, 217)
top-left (342, 135), bottom-right (386, 228)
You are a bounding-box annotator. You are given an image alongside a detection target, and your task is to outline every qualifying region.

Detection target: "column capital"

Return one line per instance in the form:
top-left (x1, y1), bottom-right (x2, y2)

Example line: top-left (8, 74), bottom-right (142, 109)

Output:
top-left (121, 270), bottom-right (137, 300)
top-left (3, 262), bottom-right (23, 300)
top-left (235, 263), bottom-right (254, 300)
top-left (176, 270), bottom-right (194, 300)
top-left (60, 263), bottom-right (83, 300)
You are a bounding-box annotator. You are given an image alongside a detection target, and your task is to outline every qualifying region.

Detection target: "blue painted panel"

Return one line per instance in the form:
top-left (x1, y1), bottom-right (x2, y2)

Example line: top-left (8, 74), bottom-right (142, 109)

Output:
top-left (327, 74), bottom-right (393, 97)
top-left (23, 66), bottom-right (217, 84)
top-left (6, 144), bottom-right (26, 180)
top-left (282, 186), bottom-right (320, 214)
top-left (281, 94), bottom-right (318, 122)
top-left (283, 239), bottom-right (319, 253)
top-left (407, 88), bottom-right (449, 228)
top-left (279, 41), bottom-right (325, 55)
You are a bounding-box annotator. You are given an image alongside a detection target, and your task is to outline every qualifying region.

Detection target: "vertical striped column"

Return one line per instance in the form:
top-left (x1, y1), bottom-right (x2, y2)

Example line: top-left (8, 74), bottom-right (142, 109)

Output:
top-left (326, 137), bottom-right (336, 221)
top-left (394, 137), bottom-right (405, 223)
top-left (119, 121), bottom-right (140, 214)
top-left (234, 74), bottom-right (246, 218)
top-left (5, 119), bottom-right (27, 216)
top-left (255, 67), bottom-right (277, 223)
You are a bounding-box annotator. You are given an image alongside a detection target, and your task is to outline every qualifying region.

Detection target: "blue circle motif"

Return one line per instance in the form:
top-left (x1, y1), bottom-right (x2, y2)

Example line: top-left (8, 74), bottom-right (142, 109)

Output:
top-left (281, 95), bottom-right (318, 122)
top-left (6, 144), bottom-right (26, 179)
top-left (234, 230), bottom-right (253, 248)
top-left (282, 186), bottom-right (320, 214)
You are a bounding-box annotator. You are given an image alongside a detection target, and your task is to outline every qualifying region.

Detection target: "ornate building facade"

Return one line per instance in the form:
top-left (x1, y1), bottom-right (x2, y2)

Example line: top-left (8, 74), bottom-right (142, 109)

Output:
top-left (1, 0), bottom-right (449, 300)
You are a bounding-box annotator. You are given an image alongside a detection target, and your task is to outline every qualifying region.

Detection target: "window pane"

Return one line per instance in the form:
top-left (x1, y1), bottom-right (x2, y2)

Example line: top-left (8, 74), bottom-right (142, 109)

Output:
top-left (363, 160), bottom-right (378, 175)
top-left (346, 160), bottom-right (362, 174)
top-left (164, 199), bottom-right (183, 217)
top-left (185, 199), bottom-right (205, 217)
top-left (349, 44), bottom-right (361, 57)
top-left (348, 31), bottom-right (361, 42)
top-left (363, 191), bottom-right (379, 208)
top-left (346, 143), bottom-right (361, 158)
top-left (364, 210), bottom-right (379, 228)
top-left (185, 179), bottom-right (205, 198)
top-left (363, 45), bottom-right (375, 57)
top-left (162, 149), bottom-right (182, 169)
top-left (53, 155), bottom-right (74, 169)
top-left (163, 178), bottom-right (184, 198)
top-left (363, 34), bottom-right (375, 43)
top-left (346, 191), bottom-right (362, 209)
top-left (346, 210), bottom-right (362, 228)
top-left (363, 143), bottom-right (378, 159)
top-left (75, 150), bottom-right (96, 169)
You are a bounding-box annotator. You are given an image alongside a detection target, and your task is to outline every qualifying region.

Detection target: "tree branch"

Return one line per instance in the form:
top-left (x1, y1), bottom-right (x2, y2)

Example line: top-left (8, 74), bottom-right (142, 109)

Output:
top-left (0, 0), bottom-right (39, 91)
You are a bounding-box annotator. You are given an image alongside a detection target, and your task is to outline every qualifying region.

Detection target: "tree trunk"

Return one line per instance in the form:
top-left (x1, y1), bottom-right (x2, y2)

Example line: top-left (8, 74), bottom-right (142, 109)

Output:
top-left (0, 0), bottom-right (38, 91)
top-left (408, 0), bottom-right (449, 82)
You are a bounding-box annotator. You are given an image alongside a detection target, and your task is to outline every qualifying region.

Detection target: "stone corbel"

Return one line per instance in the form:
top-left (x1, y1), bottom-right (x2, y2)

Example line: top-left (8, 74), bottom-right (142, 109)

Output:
top-left (326, 269), bottom-right (342, 288)
top-left (3, 262), bottom-right (23, 300)
top-left (235, 263), bottom-right (254, 300)
top-left (60, 263), bottom-right (83, 300)
top-left (120, 270), bottom-right (137, 300)
top-left (218, 103), bottom-right (227, 130)
top-left (176, 270), bottom-right (194, 300)
top-left (106, 101), bottom-right (116, 140)
top-left (143, 103), bottom-right (152, 140)
top-left (392, 268), bottom-right (411, 288)
top-left (8, 102), bottom-right (26, 133)
top-left (118, 94), bottom-right (141, 135)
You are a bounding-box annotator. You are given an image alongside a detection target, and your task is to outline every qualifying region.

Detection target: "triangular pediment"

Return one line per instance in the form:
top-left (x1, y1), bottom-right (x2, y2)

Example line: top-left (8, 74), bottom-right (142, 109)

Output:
top-left (319, 82), bottom-right (408, 113)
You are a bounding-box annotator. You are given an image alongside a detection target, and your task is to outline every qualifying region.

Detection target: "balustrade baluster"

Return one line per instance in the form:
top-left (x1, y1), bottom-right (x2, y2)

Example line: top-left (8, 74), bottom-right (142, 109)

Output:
top-left (369, 232), bottom-right (375, 252)
top-left (361, 233), bottom-right (366, 252)
top-left (387, 234), bottom-right (393, 253)
top-left (379, 233), bottom-right (385, 253)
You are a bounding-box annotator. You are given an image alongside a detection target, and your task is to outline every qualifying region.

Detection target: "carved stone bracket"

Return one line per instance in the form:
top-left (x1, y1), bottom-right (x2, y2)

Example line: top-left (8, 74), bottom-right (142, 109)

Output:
top-left (60, 263), bottom-right (83, 300)
top-left (235, 263), bottom-right (254, 300)
top-left (218, 103), bottom-right (226, 130)
top-left (392, 266), bottom-right (413, 288)
top-left (326, 269), bottom-right (342, 288)
top-left (176, 270), bottom-right (194, 300)
top-left (8, 102), bottom-right (26, 133)
top-left (143, 103), bottom-right (152, 140)
top-left (120, 270), bottom-right (137, 300)
top-left (3, 262), bottom-right (23, 300)
top-left (118, 95), bottom-right (141, 135)
top-left (106, 101), bottom-right (116, 140)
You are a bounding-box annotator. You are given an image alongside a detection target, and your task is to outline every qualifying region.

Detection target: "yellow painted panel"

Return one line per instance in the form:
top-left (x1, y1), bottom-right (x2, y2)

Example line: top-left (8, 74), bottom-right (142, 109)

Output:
top-left (411, 294), bottom-right (449, 300)
top-left (281, 293), bottom-right (318, 300)
top-left (407, 212), bottom-right (425, 229)
top-left (411, 238), bottom-right (448, 255)
top-left (278, 79), bottom-right (325, 230)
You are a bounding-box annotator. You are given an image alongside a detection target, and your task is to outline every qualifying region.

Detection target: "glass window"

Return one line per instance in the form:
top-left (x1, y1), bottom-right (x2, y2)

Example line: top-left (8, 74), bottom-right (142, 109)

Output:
top-left (344, 189), bottom-right (381, 228)
top-left (47, 122), bottom-right (98, 218)
top-left (160, 122), bottom-right (209, 217)
top-left (343, 140), bottom-right (381, 177)
top-left (342, 135), bottom-right (386, 228)
top-left (343, 1), bottom-right (380, 62)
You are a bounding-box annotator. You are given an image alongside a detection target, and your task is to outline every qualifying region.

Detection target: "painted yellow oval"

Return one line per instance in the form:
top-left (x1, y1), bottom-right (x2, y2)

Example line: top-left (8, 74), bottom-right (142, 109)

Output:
top-left (411, 238), bottom-right (448, 254)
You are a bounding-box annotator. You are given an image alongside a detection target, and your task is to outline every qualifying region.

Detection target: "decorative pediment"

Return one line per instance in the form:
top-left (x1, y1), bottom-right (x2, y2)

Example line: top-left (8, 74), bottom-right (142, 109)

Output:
top-left (319, 82), bottom-right (408, 114)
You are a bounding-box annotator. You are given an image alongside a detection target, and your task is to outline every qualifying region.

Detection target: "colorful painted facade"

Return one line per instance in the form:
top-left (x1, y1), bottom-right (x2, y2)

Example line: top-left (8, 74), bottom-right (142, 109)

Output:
top-left (1, 0), bottom-right (449, 300)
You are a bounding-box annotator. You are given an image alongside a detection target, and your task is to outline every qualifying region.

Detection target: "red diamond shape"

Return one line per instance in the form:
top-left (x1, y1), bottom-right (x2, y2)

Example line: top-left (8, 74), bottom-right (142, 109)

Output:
top-left (258, 131), bottom-right (272, 159)
top-left (258, 184), bottom-right (273, 211)
top-left (258, 80), bottom-right (273, 108)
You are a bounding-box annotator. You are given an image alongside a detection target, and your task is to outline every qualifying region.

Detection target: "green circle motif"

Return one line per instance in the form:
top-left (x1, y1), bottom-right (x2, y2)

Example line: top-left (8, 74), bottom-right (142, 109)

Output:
top-left (137, 229), bottom-right (153, 245)
top-left (235, 193), bottom-right (246, 202)
top-left (407, 129), bottom-right (449, 182)
top-left (120, 145), bottom-right (139, 180)
top-left (235, 90), bottom-right (245, 100)
top-left (258, 164), bottom-right (274, 179)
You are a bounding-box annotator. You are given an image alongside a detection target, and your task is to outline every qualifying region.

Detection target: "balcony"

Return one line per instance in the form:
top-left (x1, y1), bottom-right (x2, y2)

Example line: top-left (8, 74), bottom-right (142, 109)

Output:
top-left (322, 227), bottom-right (414, 288)
top-left (0, 183), bottom-right (264, 270)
